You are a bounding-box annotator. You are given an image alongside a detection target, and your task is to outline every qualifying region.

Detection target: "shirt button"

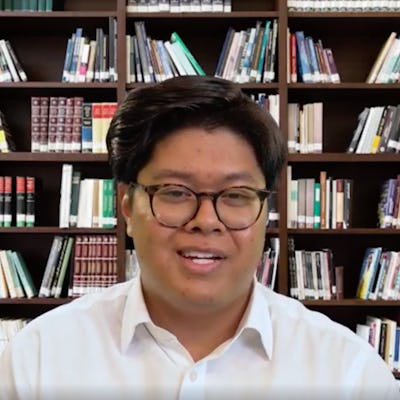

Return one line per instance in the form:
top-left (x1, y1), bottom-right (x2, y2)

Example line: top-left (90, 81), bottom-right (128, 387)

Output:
top-left (190, 371), bottom-right (197, 381)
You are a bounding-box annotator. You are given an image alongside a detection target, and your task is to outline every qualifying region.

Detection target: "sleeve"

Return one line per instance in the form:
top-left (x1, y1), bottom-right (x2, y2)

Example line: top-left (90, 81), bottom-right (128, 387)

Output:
top-left (0, 325), bottom-right (41, 400)
top-left (349, 347), bottom-right (400, 400)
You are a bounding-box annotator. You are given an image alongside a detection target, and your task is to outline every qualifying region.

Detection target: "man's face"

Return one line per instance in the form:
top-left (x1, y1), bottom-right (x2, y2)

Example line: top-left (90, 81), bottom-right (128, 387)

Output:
top-left (122, 127), bottom-right (268, 315)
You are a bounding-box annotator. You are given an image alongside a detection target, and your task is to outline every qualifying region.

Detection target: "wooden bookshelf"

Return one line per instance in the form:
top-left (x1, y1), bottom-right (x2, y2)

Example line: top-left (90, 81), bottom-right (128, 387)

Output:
top-left (0, 0), bottom-right (398, 376)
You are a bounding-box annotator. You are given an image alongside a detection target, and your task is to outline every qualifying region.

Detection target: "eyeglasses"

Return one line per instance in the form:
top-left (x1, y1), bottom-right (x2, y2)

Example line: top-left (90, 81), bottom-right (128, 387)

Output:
top-left (129, 183), bottom-right (271, 230)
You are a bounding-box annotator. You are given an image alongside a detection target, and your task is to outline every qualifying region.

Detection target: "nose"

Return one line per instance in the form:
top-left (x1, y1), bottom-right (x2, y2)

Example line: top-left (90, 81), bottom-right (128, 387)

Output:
top-left (183, 195), bottom-right (226, 233)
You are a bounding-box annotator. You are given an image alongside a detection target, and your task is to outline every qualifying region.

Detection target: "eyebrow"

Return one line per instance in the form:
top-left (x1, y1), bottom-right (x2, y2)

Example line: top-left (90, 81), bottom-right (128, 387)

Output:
top-left (150, 169), bottom-right (263, 186)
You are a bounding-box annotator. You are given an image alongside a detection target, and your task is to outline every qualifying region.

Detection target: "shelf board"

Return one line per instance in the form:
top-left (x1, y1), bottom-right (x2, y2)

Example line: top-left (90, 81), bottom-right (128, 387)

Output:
top-left (288, 228), bottom-right (400, 235)
top-left (288, 11), bottom-right (400, 18)
top-left (126, 11), bottom-right (279, 18)
top-left (0, 82), bottom-right (118, 89)
top-left (0, 11), bottom-right (117, 18)
top-left (288, 83), bottom-right (400, 89)
top-left (303, 299), bottom-right (400, 306)
top-left (126, 82), bottom-right (279, 90)
top-left (288, 153), bottom-right (400, 162)
top-left (0, 152), bottom-right (108, 162)
top-left (0, 297), bottom-right (73, 305)
top-left (0, 227), bottom-right (117, 234)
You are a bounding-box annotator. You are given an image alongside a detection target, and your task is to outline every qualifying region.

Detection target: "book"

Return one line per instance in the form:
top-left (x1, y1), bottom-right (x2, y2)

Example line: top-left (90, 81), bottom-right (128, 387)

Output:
top-left (170, 32), bottom-right (205, 76)
top-left (356, 247), bottom-right (383, 300)
top-left (9, 251), bottom-right (37, 298)
top-left (38, 235), bottom-right (64, 297)
top-left (3, 176), bottom-right (12, 227)
top-left (16, 176), bottom-right (26, 227)
top-left (0, 250), bottom-right (24, 298)
top-left (366, 32), bottom-right (397, 83)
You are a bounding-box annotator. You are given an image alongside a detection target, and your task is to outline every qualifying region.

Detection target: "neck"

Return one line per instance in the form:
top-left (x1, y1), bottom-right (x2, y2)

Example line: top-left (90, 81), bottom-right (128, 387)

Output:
top-left (143, 289), bottom-right (252, 362)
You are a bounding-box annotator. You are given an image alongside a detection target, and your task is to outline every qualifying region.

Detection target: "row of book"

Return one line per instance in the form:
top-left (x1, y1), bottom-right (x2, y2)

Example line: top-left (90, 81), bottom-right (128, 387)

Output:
top-left (0, 176), bottom-right (35, 228)
top-left (356, 248), bottom-right (400, 301)
top-left (126, 0), bottom-right (232, 12)
top-left (0, 318), bottom-right (29, 356)
top-left (356, 316), bottom-right (399, 372)
top-left (0, 0), bottom-right (63, 11)
top-left (39, 235), bottom-right (118, 298)
top-left (0, 249), bottom-right (37, 298)
top-left (0, 39), bottom-right (27, 82)
top-left (215, 20), bottom-right (278, 84)
top-left (347, 105), bottom-right (400, 154)
top-left (367, 32), bottom-right (400, 84)
top-left (255, 238), bottom-right (279, 290)
top-left (59, 164), bottom-right (116, 229)
top-left (287, 167), bottom-right (353, 230)
top-left (0, 110), bottom-right (15, 153)
top-left (62, 20), bottom-right (117, 83)
top-left (31, 96), bottom-right (117, 154)
top-left (288, 30), bottom-right (340, 84)
top-left (250, 93), bottom-right (280, 126)
top-left (288, 238), bottom-right (342, 300)
top-left (288, 102), bottom-right (323, 153)
top-left (378, 176), bottom-right (400, 229)
top-left (126, 23), bottom-right (205, 84)
top-left (288, 0), bottom-right (400, 11)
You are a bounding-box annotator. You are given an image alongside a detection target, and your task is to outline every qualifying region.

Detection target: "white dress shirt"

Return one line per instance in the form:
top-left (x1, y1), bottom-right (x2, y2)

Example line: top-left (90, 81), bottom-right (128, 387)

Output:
top-left (0, 276), bottom-right (398, 400)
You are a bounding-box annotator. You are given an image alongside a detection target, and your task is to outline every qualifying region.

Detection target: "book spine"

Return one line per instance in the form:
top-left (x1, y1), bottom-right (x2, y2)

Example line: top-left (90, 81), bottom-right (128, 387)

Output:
top-left (16, 176), bottom-right (26, 227)
top-left (38, 235), bottom-right (64, 297)
top-left (0, 176), bottom-right (3, 227)
top-left (31, 96), bottom-right (41, 152)
top-left (3, 176), bottom-right (12, 227)
top-left (25, 176), bottom-right (35, 227)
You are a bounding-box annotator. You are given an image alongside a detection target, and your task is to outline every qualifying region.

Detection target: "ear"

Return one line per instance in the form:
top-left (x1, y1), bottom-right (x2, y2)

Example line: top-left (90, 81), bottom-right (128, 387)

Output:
top-left (119, 183), bottom-right (134, 238)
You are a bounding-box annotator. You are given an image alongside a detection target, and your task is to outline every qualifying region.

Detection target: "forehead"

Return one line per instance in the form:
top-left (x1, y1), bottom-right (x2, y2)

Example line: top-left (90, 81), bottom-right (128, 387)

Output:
top-left (138, 126), bottom-right (265, 187)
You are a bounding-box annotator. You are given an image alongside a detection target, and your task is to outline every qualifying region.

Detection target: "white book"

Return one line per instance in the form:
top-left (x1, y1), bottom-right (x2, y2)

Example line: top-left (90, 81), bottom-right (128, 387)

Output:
top-left (164, 41), bottom-right (186, 76)
top-left (355, 106), bottom-right (385, 153)
top-left (356, 324), bottom-right (371, 343)
top-left (0, 40), bottom-right (20, 82)
top-left (170, 41), bottom-right (197, 75)
top-left (59, 164), bottom-right (73, 228)
top-left (77, 179), bottom-right (94, 228)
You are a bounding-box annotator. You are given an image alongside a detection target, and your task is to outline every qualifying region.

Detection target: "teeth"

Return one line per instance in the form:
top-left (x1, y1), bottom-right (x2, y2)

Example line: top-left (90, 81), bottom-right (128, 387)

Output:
top-left (182, 251), bottom-right (218, 259)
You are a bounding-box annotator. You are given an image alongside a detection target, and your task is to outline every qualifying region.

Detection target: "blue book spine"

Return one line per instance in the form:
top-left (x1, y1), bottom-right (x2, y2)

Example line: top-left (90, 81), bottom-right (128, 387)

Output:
top-left (295, 31), bottom-right (312, 83)
top-left (306, 36), bottom-right (320, 82)
top-left (81, 102), bottom-right (93, 153)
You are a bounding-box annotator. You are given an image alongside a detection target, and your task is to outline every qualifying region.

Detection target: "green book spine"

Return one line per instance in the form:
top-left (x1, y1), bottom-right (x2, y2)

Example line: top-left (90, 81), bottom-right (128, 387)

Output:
top-left (170, 31), bottom-right (205, 76)
top-left (102, 179), bottom-right (115, 228)
top-left (4, 0), bottom-right (12, 10)
top-left (28, 0), bottom-right (38, 10)
top-left (37, 0), bottom-right (45, 11)
top-left (45, 0), bottom-right (52, 11)
top-left (11, 251), bottom-right (38, 298)
top-left (21, 0), bottom-right (29, 10)
top-left (313, 182), bottom-right (321, 229)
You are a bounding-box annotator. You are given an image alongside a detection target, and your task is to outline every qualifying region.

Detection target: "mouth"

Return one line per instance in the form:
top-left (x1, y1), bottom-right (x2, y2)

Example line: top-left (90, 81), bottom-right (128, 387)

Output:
top-left (177, 248), bottom-right (227, 272)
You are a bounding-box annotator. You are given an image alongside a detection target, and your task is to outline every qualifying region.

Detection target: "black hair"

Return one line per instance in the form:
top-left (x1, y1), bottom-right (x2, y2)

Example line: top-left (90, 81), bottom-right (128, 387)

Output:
top-left (106, 76), bottom-right (287, 191)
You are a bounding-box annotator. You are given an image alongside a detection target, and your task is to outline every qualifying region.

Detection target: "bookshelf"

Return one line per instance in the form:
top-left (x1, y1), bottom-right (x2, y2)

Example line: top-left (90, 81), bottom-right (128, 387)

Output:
top-left (0, 0), bottom-right (399, 370)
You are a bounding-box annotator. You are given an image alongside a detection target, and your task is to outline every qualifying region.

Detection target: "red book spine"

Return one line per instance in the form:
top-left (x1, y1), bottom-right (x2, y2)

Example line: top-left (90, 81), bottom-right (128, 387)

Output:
top-left (26, 176), bottom-right (35, 227)
top-left (16, 176), bottom-right (26, 227)
top-left (3, 176), bottom-right (12, 227)
top-left (0, 176), bottom-right (4, 227)
top-left (31, 97), bottom-right (41, 152)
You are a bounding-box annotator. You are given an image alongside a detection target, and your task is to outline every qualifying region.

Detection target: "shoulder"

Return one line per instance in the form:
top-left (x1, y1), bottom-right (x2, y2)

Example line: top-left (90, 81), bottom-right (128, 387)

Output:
top-left (256, 283), bottom-right (373, 355)
top-left (17, 280), bottom-right (135, 339)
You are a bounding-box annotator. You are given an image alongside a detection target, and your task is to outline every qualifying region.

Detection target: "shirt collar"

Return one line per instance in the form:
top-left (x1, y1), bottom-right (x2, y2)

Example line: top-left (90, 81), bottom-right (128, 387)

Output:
top-left (120, 275), bottom-right (152, 353)
top-left (120, 276), bottom-right (274, 359)
top-left (233, 279), bottom-right (273, 360)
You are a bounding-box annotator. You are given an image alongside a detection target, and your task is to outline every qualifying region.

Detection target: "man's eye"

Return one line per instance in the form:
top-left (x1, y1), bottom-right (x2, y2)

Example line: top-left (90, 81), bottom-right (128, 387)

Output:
top-left (221, 190), bottom-right (254, 204)
top-left (158, 188), bottom-right (192, 201)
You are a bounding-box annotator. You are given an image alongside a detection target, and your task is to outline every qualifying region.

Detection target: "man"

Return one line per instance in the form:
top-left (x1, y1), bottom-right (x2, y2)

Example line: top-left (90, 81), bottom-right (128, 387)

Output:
top-left (0, 76), bottom-right (398, 399)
